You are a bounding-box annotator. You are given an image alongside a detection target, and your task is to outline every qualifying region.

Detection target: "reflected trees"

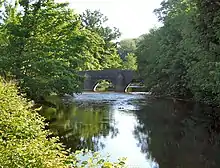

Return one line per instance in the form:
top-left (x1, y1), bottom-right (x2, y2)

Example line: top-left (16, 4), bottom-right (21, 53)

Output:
top-left (40, 96), bottom-right (119, 152)
top-left (134, 98), bottom-right (220, 168)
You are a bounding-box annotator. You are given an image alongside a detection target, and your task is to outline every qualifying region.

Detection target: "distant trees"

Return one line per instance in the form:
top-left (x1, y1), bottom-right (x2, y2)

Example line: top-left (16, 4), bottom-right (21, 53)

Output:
top-left (117, 39), bottom-right (138, 70)
top-left (136, 0), bottom-right (220, 104)
top-left (122, 53), bottom-right (137, 70)
top-left (117, 39), bottom-right (136, 60)
top-left (80, 9), bottom-right (138, 71)
top-left (80, 9), bottom-right (121, 42)
top-left (80, 9), bottom-right (122, 69)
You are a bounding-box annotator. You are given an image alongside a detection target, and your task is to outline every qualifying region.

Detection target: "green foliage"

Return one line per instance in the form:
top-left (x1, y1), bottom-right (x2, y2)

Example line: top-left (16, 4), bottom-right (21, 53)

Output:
top-left (80, 9), bottom-right (122, 69)
top-left (0, 0), bottom-right (85, 100)
top-left (118, 39), bottom-right (137, 70)
top-left (0, 1), bottom-right (123, 100)
top-left (80, 9), bottom-right (121, 42)
top-left (95, 80), bottom-right (114, 91)
top-left (0, 78), bottom-right (127, 167)
top-left (71, 150), bottom-right (127, 168)
top-left (117, 39), bottom-right (136, 60)
top-left (121, 53), bottom-right (137, 70)
top-left (0, 77), bottom-right (69, 168)
top-left (136, 0), bottom-right (220, 104)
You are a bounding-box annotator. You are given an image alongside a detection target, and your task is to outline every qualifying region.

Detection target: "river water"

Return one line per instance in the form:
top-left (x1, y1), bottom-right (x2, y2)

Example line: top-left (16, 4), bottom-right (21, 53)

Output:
top-left (41, 92), bottom-right (220, 168)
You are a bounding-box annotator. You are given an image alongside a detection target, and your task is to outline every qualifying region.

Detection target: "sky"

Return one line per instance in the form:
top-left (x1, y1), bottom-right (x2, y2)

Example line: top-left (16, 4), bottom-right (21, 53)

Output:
top-left (56, 0), bottom-right (163, 39)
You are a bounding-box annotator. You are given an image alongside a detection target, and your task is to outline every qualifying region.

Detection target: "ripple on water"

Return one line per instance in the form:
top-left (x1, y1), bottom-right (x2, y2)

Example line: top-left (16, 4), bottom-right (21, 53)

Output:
top-left (74, 92), bottom-right (145, 102)
top-left (73, 92), bottom-right (146, 111)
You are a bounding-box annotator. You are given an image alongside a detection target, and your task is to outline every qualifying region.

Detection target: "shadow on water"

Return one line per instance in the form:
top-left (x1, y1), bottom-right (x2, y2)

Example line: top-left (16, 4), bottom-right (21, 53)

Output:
top-left (134, 97), bottom-right (220, 168)
top-left (40, 95), bottom-right (119, 152)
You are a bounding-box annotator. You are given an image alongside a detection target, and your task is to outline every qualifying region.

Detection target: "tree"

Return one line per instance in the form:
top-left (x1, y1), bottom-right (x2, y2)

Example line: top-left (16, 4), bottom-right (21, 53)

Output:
top-left (136, 0), bottom-right (195, 98)
top-left (117, 38), bottom-right (136, 60)
top-left (80, 9), bottom-right (121, 42)
top-left (80, 9), bottom-right (122, 70)
top-left (0, 0), bottom-right (123, 100)
top-left (122, 53), bottom-right (137, 70)
top-left (136, 0), bottom-right (220, 104)
top-left (0, 0), bottom-right (86, 100)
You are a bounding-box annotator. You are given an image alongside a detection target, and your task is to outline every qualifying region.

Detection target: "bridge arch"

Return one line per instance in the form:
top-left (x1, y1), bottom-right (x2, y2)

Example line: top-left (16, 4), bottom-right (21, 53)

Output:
top-left (78, 69), bottom-right (137, 92)
top-left (124, 80), bottom-right (145, 92)
top-left (93, 79), bottom-right (114, 92)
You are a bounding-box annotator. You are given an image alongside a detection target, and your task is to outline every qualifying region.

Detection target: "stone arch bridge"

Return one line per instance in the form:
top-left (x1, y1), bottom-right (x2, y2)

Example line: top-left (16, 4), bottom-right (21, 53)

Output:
top-left (78, 69), bottom-right (138, 92)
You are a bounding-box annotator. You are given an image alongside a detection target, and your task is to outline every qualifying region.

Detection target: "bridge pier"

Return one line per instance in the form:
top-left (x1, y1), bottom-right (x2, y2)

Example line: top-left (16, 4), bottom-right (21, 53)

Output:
top-left (115, 73), bottom-right (126, 92)
top-left (115, 86), bottom-right (126, 92)
top-left (83, 73), bottom-right (96, 91)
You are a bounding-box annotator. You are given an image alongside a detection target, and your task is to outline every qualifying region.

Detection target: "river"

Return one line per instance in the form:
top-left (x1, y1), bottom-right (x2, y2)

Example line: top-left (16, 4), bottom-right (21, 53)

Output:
top-left (40, 92), bottom-right (220, 168)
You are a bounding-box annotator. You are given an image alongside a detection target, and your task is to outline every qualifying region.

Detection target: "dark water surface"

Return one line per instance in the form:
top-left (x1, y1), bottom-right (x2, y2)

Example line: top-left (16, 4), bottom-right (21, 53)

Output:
top-left (41, 92), bottom-right (220, 168)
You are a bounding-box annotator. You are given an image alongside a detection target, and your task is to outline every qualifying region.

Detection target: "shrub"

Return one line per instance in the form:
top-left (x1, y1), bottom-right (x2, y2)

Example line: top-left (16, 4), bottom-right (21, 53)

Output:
top-left (70, 150), bottom-right (127, 168)
top-left (0, 77), bottom-right (69, 167)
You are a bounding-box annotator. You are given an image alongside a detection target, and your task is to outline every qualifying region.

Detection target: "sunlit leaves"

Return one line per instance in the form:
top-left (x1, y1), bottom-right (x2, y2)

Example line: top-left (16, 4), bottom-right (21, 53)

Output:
top-left (0, 78), bottom-right (69, 167)
top-left (70, 150), bottom-right (127, 168)
top-left (0, 78), bottom-right (128, 167)
top-left (122, 53), bottom-right (137, 70)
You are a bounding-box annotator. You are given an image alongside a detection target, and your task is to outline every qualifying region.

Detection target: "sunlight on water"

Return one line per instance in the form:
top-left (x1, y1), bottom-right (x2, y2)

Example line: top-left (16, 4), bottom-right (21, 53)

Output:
top-left (72, 92), bottom-right (157, 167)
top-left (74, 92), bottom-right (145, 101)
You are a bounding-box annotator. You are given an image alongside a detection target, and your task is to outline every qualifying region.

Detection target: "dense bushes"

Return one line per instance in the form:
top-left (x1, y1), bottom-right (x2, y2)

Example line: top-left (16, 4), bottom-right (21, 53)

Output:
top-left (136, 0), bottom-right (220, 104)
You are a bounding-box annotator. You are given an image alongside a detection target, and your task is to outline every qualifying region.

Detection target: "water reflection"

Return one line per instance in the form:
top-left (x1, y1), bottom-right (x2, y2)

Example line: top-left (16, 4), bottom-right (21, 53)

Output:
top-left (40, 93), bottom-right (156, 167)
top-left (40, 95), bottom-right (119, 152)
top-left (39, 93), bottom-right (220, 168)
top-left (134, 98), bottom-right (220, 168)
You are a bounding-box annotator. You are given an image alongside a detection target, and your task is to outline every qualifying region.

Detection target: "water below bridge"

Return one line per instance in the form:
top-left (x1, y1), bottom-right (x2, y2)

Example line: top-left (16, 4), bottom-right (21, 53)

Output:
top-left (41, 92), bottom-right (220, 168)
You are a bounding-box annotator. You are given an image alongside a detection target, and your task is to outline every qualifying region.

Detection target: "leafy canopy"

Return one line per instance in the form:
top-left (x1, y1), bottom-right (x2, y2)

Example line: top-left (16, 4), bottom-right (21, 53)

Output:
top-left (136, 0), bottom-right (220, 104)
top-left (0, 0), bottom-right (123, 100)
